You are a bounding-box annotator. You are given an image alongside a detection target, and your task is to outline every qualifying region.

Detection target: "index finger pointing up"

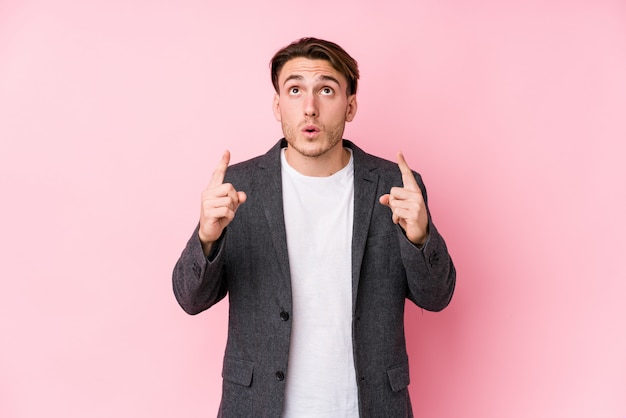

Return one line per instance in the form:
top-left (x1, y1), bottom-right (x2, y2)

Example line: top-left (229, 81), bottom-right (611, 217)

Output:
top-left (397, 152), bottom-right (419, 191)
top-left (208, 150), bottom-right (231, 188)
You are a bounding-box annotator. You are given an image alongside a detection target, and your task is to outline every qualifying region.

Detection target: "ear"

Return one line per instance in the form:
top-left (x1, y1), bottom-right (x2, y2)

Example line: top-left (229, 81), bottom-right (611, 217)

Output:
top-left (345, 94), bottom-right (358, 122)
top-left (272, 93), bottom-right (282, 122)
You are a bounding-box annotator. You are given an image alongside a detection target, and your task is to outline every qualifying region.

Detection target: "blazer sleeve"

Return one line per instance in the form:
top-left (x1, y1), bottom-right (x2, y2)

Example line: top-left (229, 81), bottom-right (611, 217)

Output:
top-left (398, 222), bottom-right (456, 311)
top-left (172, 225), bottom-right (228, 315)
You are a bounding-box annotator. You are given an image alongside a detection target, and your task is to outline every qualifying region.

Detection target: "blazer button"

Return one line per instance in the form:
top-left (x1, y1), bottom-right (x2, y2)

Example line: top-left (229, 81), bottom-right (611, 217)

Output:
top-left (275, 371), bottom-right (285, 381)
top-left (429, 252), bottom-right (440, 267)
top-left (279, 311), bottom-right (290, 321)
top-left (191, 263), bottom-right (201, 277)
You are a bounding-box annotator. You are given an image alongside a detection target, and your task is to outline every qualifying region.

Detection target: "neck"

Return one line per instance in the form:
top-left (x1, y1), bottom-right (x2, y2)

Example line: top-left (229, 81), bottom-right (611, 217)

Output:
top-left (284, 145), bottom-right (350, 177)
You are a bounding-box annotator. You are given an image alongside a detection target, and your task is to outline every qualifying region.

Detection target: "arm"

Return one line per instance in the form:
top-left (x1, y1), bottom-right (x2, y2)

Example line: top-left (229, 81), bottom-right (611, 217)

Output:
top-left (172, 225), bottom-right (228, 315)
top-left (172, 150), bottom-right (246, 315)
top-left (397, 221), bottom-right (456, 312)
top-left (380, 152), bottom-right (456, 311)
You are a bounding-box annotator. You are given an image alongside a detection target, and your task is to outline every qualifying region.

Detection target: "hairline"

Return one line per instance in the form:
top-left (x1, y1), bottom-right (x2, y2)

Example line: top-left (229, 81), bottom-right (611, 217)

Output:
top-left (270, 38), bottom-right (359, 96)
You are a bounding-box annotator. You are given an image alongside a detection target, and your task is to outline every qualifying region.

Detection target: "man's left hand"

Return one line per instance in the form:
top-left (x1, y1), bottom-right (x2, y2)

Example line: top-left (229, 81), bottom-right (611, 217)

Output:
top-left (379, 152), bottom-right (429, 246)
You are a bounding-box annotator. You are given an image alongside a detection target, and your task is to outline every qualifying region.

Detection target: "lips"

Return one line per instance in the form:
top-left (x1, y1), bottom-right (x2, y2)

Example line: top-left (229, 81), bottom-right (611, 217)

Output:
top-left (302, 124), bottom-right (320, 134)
top-left (301, 124), bottom-right (321, 139)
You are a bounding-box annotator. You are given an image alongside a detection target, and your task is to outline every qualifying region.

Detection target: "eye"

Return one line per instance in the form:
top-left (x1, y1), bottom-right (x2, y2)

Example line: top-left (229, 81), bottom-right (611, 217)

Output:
top-left (289, 87), bottom-right (300, 95)
top-left (320, 87), bottom-right (334, 95)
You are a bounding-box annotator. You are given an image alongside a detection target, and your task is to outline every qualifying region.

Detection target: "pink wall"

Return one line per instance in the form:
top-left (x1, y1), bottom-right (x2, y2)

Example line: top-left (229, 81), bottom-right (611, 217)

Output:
top-left (1, 0), bottom-right (625, 417)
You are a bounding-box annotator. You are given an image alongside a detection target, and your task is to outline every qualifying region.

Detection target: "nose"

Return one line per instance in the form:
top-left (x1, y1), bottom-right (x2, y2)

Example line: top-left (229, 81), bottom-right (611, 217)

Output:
top-left (303, 94), bottom-right (318, 118)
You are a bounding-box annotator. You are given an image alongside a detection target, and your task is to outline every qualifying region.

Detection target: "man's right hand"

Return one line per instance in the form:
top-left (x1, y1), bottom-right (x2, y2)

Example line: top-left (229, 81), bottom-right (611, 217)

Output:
top-left (199, 150), bottom-right (247, 256)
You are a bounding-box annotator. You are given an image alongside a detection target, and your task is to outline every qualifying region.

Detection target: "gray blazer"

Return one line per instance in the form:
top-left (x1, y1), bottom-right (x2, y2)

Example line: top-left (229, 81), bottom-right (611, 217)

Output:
top-left (173, 139), bottom-right (456, 417)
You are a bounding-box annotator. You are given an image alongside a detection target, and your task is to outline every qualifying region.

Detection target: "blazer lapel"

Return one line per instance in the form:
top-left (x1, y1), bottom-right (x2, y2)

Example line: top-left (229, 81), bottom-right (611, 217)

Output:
top-left (346, 140), bottom-right (380, 313)
top-left (256, 140), bottom-right (292, 290)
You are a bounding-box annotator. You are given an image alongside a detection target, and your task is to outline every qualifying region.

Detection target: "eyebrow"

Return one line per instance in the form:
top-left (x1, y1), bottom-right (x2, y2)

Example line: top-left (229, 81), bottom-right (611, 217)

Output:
top-left (282, 74), bottom-right (341, 87)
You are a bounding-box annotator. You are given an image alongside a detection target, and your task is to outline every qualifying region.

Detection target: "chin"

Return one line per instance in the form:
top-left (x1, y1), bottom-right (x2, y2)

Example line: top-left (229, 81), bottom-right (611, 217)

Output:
top-left (294, 143), bottom-right (333, 158)
top-left (290, 137), bottom-right (342, 157)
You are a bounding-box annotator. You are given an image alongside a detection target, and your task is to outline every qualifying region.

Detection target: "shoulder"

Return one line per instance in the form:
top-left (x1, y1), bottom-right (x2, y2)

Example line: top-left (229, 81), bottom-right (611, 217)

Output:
top-left (347, 140), bottom-right (428, 200)
top-left (346, 139), bottom-right (423, 181)
top-left (223, 140), bottom-right (283, 183)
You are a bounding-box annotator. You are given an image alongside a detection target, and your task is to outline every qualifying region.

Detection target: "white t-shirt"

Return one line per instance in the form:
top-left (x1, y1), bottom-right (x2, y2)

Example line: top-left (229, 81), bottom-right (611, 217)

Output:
top-left (281, 148), bottom-right (359, 418)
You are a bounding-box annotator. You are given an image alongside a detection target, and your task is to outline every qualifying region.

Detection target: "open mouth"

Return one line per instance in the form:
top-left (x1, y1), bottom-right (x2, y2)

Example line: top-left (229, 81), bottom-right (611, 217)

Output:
top-left (302, 125), bottom-right (320, 135)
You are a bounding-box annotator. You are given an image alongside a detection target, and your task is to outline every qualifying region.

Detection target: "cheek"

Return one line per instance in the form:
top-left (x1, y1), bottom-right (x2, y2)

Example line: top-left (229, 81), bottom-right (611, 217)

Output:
top-left (276, 100), bottom-right (291, 115)
top-left (329, 103), bottom-right (350, 122)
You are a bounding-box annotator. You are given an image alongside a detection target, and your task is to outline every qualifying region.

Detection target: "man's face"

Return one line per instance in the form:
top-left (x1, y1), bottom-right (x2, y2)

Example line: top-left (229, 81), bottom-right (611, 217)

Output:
top-left (273, 57), bottom-right (357, 159)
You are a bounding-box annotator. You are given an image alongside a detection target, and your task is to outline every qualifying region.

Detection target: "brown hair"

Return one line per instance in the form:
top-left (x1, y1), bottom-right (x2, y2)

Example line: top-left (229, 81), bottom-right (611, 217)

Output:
top-left (270, 37), bottom-right (359, 96)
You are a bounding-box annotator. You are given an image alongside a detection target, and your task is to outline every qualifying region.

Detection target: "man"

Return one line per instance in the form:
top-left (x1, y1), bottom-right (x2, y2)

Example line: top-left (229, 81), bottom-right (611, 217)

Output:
top-left (173, 37), bottom-right (455, 417)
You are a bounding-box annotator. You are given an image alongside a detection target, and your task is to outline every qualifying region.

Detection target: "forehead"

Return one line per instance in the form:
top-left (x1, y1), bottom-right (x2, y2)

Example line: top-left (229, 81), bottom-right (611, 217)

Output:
top-left (278, 57), bottom-right (347, 86)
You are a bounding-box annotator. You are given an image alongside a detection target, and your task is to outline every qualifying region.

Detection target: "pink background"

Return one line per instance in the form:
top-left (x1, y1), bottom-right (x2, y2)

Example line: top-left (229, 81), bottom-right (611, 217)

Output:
top-left (1, 0), bottom-right (625, 417)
